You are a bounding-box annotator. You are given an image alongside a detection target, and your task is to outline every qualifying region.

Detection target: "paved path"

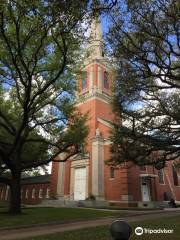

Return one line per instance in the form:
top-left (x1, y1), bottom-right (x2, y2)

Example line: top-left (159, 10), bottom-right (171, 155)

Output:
top-left (0, 209), bottom-right (180, 240)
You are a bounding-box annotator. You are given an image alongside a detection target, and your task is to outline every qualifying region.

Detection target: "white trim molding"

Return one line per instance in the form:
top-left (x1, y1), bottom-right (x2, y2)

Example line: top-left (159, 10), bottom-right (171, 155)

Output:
top-left (97, 117), bottom-right (113, 128)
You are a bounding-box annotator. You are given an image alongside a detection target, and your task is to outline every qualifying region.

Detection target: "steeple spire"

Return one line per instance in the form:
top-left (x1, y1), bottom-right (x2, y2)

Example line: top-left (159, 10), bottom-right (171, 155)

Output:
top-left (88, 15), bottom-right (103, 59)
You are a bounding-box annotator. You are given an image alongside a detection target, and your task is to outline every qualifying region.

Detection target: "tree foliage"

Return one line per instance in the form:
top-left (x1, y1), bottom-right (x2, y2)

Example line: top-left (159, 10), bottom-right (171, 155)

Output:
top-left (108, 0), bottom-right (180, 168)
top-left (0, 0), bottom-right (91, 214)
top-left (0, 0), bottom-right (118, 215)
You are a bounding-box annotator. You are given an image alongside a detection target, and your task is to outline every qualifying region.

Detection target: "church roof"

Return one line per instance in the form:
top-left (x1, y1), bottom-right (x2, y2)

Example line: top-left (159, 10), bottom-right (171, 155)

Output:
top-left (21, 174), bottom-right (51, 185)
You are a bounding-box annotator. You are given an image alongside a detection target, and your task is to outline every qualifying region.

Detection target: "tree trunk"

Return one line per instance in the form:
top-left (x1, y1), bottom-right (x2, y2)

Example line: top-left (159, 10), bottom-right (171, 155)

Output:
top-left (9, 171), bottom-right (21, 215)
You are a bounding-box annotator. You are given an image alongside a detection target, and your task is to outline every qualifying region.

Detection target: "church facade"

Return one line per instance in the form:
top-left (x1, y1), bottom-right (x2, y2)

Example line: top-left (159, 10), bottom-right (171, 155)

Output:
top-left (0, 18), bottom-right (179, 207)
top-left (50, 18), bottom-right (180, 207)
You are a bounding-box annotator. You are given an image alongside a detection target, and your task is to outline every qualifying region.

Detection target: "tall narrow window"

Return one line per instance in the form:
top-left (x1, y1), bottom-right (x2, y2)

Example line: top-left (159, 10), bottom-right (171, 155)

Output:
top-left (172, 165), bottom-right (178, 186)
top-left (25, 189), bottom-right (29, 199)
top-left (32, 188), bottom-right (36, 199)
top-left (110, 167), bottom-right (115, 179)
top-left (158, 169), bottom-right (164, 184)
top-left (104, 71), bottom-right (109, 89)
top-left (39, 189), bottom-right (43, 198)
top-left (1, 189), bottom-right (4, 199)
top-left (46, 188), bottom-right (50, 199)
top-left (81, 71), bottom-right (87, 89)
top-left (5, 186), bottom-right (9, 200)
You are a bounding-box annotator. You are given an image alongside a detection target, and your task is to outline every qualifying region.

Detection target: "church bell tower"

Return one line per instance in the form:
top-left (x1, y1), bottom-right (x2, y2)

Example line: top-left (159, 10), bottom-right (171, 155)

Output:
top-left (75, 16), bottom-right (114, 200)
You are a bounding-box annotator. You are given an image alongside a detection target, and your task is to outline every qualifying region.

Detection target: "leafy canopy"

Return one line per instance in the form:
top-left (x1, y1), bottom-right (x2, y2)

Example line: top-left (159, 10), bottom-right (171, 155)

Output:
top-left (108, 0), bottom-right (180, 168)
top-left (0, 0), bottom-right (89, 177)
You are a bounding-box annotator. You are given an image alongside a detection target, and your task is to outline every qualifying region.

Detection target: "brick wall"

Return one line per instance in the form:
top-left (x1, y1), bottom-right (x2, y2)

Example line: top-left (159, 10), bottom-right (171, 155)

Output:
top-left (49, 60), bottom-right (180, 204)
top-left (50, 162), bottom-right (59, 198)
top-left (21, 183), bottom-right (50, 204)
top-left (0, 182), bottom-right (50, 205)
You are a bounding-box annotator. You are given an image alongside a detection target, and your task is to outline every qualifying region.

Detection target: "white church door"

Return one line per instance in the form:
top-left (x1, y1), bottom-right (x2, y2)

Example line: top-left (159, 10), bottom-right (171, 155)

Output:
top-left (141, 179), bottom-right (151, 201)
top-left (74, 168), bottom-right (86, 200)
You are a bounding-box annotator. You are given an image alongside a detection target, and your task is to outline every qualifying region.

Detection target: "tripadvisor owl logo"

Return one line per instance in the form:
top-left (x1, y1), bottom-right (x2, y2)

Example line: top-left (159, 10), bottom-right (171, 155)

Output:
top-left (135, 227), bottom-right (143, 235)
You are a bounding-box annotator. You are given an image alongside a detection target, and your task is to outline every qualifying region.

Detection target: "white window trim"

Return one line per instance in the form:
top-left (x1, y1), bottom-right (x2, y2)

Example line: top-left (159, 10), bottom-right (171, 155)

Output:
top-left (39, 189), bottom-right (43, 198)
top-left (172, 164), bottom-right (179, 186)
top-left (46, 188), bottom-right (50, 199)
top-left (5, 186), bottom-right (9, 200)
top-left (32, 188), bottom-right (36, 199)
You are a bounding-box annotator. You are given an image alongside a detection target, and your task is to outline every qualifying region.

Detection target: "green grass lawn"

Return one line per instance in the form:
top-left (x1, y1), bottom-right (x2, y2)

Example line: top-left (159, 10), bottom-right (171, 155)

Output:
top-left (0, 207), bottom-right (126, 228)
top-left (23, 215), bottom-right (180, 240)
top-left (0, 201), bottom-right (8, 208)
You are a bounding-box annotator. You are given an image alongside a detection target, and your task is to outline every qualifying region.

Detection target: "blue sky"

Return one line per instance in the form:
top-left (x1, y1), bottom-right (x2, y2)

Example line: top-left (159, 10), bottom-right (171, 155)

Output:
top-left (101, 15), bottom-right (109, 34)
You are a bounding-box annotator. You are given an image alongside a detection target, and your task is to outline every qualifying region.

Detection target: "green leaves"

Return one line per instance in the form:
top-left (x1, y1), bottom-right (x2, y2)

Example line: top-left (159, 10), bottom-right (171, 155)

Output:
top-left (109, 0), bottom-right (180, 167)
top-left (0, 0), bottom-right (89, 176)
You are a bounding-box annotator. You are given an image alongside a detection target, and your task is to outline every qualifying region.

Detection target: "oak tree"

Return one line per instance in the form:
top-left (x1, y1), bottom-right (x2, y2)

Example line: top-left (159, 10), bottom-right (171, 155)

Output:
top-left (0, 0), bottom-right (89, 214)
top-left (108, 0), bottom-right (180, 168)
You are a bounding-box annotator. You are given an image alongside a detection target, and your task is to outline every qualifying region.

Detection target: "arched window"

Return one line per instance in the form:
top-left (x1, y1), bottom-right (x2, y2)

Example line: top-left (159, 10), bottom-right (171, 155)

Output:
top-left (32, 188), bottom-right (36, 199)
top-left (39, 189), bottom-right (43, 198)
top-left (158, 169), bottom-right (164, 184)
top-left (81, 71), bottom-right (87, 89)
top-left (103, 71), bottom-right (109, 89)
top-left (172, 165), bottom-right (178, 186)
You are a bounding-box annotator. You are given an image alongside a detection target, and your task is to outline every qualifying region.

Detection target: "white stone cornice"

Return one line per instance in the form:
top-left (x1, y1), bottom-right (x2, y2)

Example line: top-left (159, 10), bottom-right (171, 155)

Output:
top-left (103, 139), bottom-right (112, 145)
top-left (82, 59), bottom-right (114, 71)
top-left (71, 159), bottom-right (89, 168)
top-left (97, 117), bottom-right (113, 128)
top-left (139, 174), bottom-right (158, 178)
top-left (76, 91), bottom-right (111, 106)
top-left (70, 153), bottom-right (90, 160)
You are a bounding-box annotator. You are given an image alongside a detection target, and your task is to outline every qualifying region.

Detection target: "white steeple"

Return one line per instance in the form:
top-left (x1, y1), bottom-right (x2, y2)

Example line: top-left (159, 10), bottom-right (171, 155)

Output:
top-left (88, 16), bottom-right (103, 59)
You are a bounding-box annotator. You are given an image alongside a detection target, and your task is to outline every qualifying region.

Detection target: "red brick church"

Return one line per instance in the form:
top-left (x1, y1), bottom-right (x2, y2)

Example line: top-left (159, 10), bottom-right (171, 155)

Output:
top-left (0, 18), bottom-right (180, 207)
top-left (49, 18), bottom-right (180, 207)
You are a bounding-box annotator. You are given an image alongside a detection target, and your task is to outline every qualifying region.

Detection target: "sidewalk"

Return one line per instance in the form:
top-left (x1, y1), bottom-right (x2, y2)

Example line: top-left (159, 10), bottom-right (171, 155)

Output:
top-left (0, 209), bottom-right (180, 240)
